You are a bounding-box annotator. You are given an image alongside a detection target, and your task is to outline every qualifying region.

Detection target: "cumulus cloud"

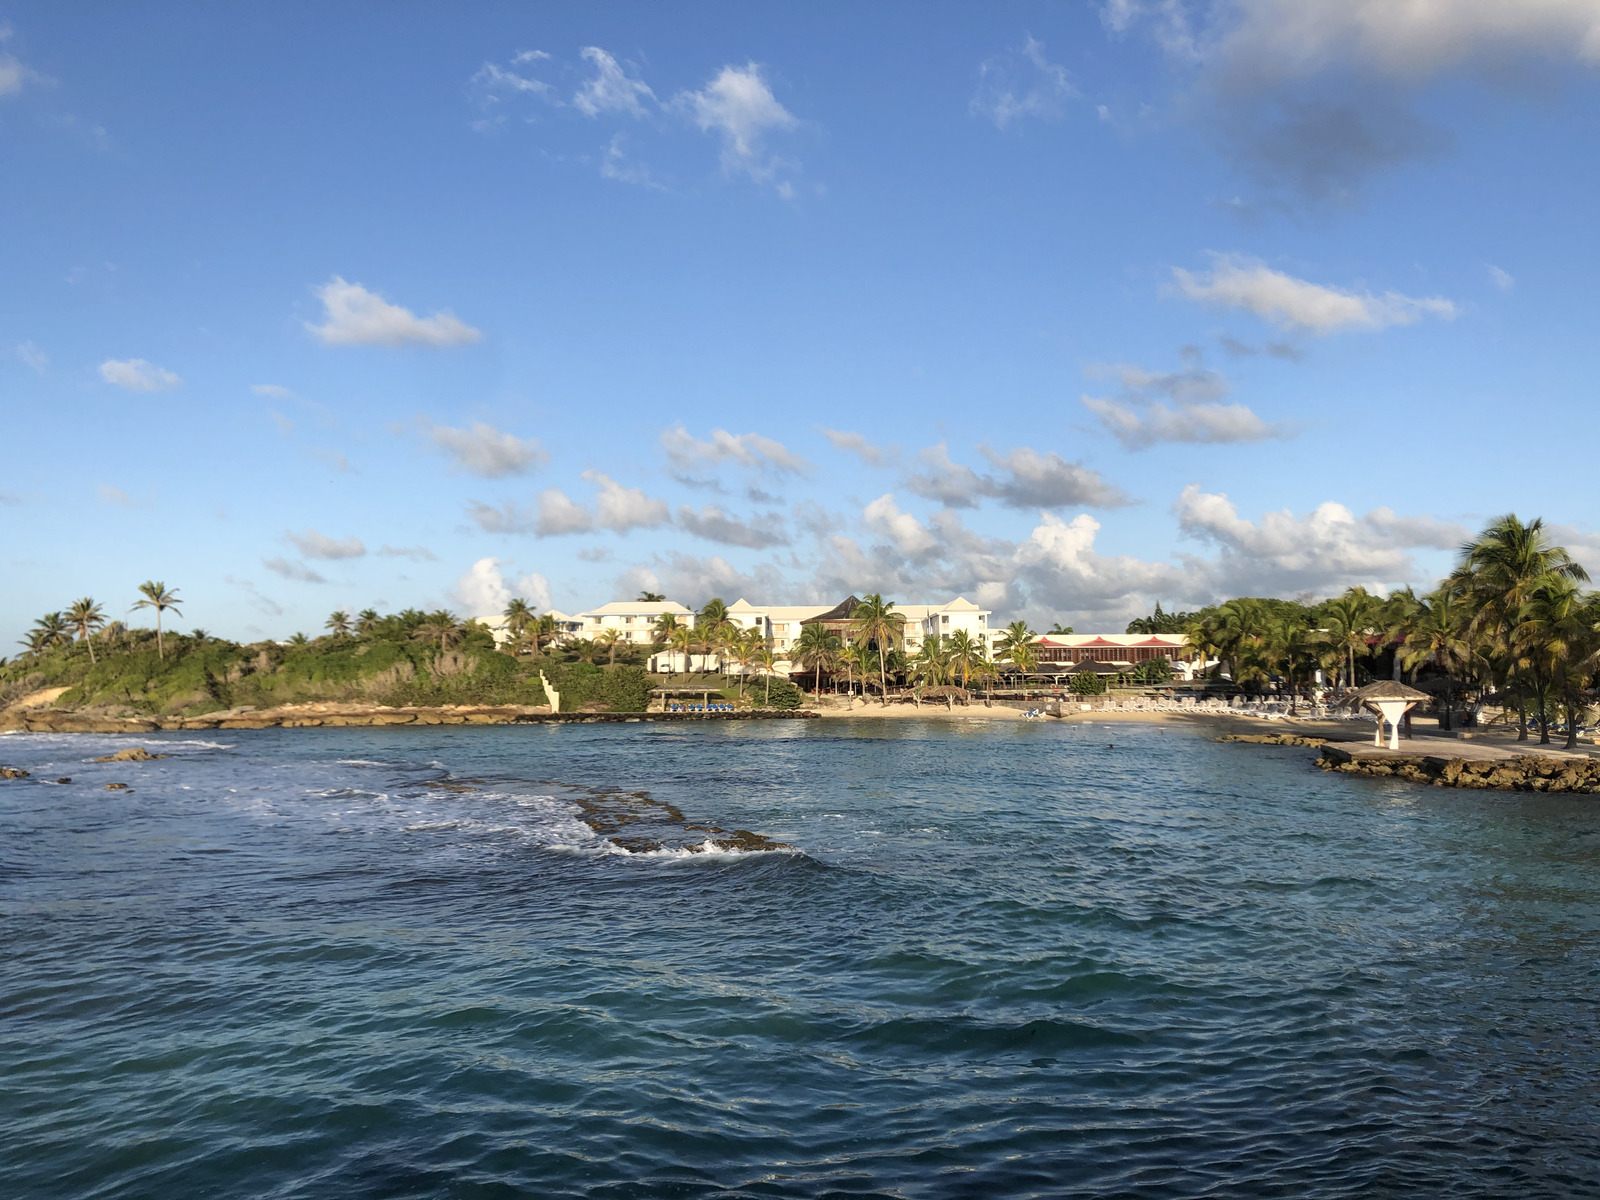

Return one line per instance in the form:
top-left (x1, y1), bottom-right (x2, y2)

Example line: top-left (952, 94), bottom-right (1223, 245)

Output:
top-left (421, 419), bottom-right (547, 477)
top-left (287, 529), bottom-right (366, 560)
top-left (454, 557), bottom-right (513, 620)
top-left (535, 490), bottom-right (593, 537)
top-left (676, 62), bottom-right (799, 189)
top-left (904, 442), bottom-right (1130, 509)
top-left (819, 427), bottom-right (891, 467)
top-left (1173, 483), bottom-right (1470, 594)
top-left (1170, 254), bottom-right (1456, 333)
top-left (308, 277), bottom-right (482, 347)
top-left (468, 499), bottom-right (538, 535)
top-left (863, 494), bottom-right (939, 557)
top-left (574, 46), bottom-right (655, 117)
top-left (100, 358), bottom-right (181, 391)
top-left (971, 35), bottom-right (1079, 128)
top-left (1106, 0), bottom-right (1600, 200)
top-left (661, 425), bottom-right (810, 475)
top-left (1218, 334), bottom-right (1304, 361)
top-left (675, 505), bottom-right (789, 548)
top-left (632, 553), bottom-right (791, 610)
top-left (589, 471), bottom-right (671, 532)
top-left (263, 557), bottom-right (327, 584)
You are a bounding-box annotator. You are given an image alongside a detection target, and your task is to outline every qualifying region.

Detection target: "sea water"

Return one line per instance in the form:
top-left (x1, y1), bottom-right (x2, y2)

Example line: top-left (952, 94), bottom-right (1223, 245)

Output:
top-left (2, 720), bottom-right (1598, 1198)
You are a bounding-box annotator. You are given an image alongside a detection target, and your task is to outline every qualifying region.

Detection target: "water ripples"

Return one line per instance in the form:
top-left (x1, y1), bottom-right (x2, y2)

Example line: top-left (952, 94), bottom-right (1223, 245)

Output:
top-left (3, 722), bottom-right (1599, 1197)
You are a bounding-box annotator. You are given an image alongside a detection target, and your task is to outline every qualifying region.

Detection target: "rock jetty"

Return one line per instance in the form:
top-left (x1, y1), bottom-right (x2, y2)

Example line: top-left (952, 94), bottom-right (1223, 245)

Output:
top-left (1317, 745), bottom-right (1600, 793)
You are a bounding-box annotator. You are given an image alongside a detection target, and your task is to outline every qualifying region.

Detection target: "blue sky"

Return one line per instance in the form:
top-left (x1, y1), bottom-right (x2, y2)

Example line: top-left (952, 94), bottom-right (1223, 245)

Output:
top-left (3, 1), bottom-right (1598, 644)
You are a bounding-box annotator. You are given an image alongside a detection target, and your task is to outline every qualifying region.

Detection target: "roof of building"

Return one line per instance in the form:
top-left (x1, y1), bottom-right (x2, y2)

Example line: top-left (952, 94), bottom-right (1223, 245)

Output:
top-left (802, 595), bottom-right (863, 624)
top-left (727, 599), bottom-right (833, 619)
top-left (1344, 680), bottom-right (1431, 704)
top-left (577, 601), bottom-right (693, 617)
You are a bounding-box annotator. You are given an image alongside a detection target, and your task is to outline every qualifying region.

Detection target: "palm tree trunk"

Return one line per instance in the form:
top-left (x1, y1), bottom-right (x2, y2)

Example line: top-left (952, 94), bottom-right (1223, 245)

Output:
top-left (1516, 697), bottom-right (1528, 741)
top-left (156, 610), bottom-right (164, 659)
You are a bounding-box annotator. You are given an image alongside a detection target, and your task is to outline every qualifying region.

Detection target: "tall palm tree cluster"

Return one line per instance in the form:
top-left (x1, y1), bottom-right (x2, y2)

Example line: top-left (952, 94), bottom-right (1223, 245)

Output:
top-left (16, 583), bottom-right (180, 662)
top-left (1180, 515), bottom-right (1599, 746)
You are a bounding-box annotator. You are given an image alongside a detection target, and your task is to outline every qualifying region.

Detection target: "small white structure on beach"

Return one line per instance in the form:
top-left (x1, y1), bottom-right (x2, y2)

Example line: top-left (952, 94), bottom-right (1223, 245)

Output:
top-left (1346, 680), bottom-right (1431, 750)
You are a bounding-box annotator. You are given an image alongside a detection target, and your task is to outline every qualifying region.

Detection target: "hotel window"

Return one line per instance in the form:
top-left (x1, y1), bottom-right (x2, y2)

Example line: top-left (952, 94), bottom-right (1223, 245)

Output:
top-left (941, 615), bottom-right (949, 625)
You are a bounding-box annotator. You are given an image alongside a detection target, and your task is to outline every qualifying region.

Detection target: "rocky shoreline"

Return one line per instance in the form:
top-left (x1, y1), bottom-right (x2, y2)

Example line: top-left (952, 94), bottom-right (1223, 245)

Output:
top-left (0, 702), bottom-right (819, 734)
top-left (1315, 746), bottom-right (1600, 792)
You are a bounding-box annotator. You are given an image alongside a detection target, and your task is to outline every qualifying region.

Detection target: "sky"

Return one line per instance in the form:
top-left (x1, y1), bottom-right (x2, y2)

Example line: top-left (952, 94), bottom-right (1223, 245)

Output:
top-left (2, 1), bottom-right (1598, 645)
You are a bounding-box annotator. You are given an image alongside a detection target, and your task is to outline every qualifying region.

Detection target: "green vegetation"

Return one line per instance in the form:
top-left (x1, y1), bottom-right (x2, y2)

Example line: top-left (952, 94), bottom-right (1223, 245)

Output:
top-left (1070, 670), bottom-right (1107, 696)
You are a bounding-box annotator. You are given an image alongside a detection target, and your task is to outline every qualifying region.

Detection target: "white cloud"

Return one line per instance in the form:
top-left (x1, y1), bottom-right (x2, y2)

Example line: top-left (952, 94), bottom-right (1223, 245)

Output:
top-left (587, 470), bottom-right (671, 533)
top-left (534, 489), bottom-right (594, 537)
top-left (661, 425), bottom-right (810, 474)
top-left (308, 277), bottom-right (482, 347)
top-left (262, 557), bottom-right (327, 584)
top-left (864, 494), bottom-right (938, 557)
top-left (454, 557), bottom-right (513, 620)
top-left (1170, 254), bottom-right (1456, 333)
top-left (421, 419), bottom-right (547, 477)
top-left (1173, 483), bottom-right (1469, 594)
top-left (599, 132), bottom-right (661, 188)
top-left (100, 358), bottom-right (181, 391)
top-left (378, 544), bottom-right (437, 561)
top-left (980, 446), bottom-right (1133, 508)
top-left (819, 427), bottom-right (890, 467)
top-left (469, 60), bottom-right (556, 103)
top-left (251, 383), bottom-right (293, 398)
top-left (904, 442), bottom-right (1131, 509)
top-left (971, 35), bottom-right (1079, 128)
top-left (1488, 264), bottom-right (1515, 291)
top-left (287, 529), bottom-right (366, 560)
top-left (676, 63), bottom-right (799, 187)
top-left (97, 484), bottom-right (133, 507)
top-left (516, 570), bottom-right (553, 613)
top-left (1080, 355), bottom-right (1290, 448)
top-left (574, 47), bottom-right (655, 117)
top-left (16, 341), bottom-right (47, 372)
top-left (469, 499), bottom-right (541, 535)
top-left (676, 505), bottom-right (789, 548)
top-left (1084, 395), bottom-right (1287, 448)
top-left (632, 553), bottom-right (790, 610)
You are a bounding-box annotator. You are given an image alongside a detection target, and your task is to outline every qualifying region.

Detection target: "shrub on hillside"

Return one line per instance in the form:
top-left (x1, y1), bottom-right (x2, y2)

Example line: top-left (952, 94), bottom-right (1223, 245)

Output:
top-left (1070, 670), bottom-right (1106, 695)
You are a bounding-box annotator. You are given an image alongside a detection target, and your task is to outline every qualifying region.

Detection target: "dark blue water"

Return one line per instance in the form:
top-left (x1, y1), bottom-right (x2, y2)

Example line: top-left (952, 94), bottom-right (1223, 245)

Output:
top-left (3, 720), bottom-right (1599, 1198)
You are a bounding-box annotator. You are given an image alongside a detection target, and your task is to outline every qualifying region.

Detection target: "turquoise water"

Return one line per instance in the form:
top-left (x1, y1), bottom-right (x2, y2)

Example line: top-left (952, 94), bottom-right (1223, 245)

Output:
top-left (3, 720), bottom-right (1599, 1198)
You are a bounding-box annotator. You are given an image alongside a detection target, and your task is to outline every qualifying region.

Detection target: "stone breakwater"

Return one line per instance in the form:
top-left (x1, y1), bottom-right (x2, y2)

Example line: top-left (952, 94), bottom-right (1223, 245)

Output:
top-left (1317, 746), bottom-right (1600, 793)
top-left (0, 703), bottom-right (819, 734)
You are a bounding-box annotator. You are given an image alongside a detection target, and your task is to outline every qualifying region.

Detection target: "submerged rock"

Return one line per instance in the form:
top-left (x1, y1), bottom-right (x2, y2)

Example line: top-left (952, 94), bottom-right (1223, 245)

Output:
top-left (0, 767), bottom-right (29, 779)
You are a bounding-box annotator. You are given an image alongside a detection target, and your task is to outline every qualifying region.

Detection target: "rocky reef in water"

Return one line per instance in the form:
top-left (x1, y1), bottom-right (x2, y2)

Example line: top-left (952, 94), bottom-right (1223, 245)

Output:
top-left (1316, 745), bottom-right (1600, 793)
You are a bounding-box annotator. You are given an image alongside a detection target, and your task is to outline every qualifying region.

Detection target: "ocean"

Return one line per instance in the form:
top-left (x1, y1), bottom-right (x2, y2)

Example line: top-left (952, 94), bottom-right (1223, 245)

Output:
top-left (3, 719), bottom-right (1598, 1198)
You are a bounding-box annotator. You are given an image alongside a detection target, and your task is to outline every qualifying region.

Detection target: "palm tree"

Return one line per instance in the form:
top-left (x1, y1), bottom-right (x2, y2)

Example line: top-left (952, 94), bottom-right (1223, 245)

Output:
top-left (1401, 588), bottom-right (1471, 729)
top-left (30, 612), bottom-right (73, 652)
top-left (1453, 514), bottom-right (1590, 740)
top-left (697, 599), bottom-right (729, 674)
top-left (668, 624), bottom-right (695, 674)
top-left (534, 613), bottom-right (558, 654)
top-left (914, 634), bottom-right (950, 688)
top-left (356, 608), bottom-right (381, 635)
top-left (1046, 622), bottom-right (1074, 634)
top-left (68, 597), bottom-right (106, 664)
top-left (1319, 590), bottom-right (1376, 689)
top-left (288, 632), bottom-right (309, 646)
top-left (597, 627), bottom-right (624, 667)
top-left (1184, 618), bottom-right (1223, 684)
top-left (413, 610), bottom-right (463, 653)
top-left (502, 597), bottom-right (535, 640)
top-left (995, 620), bottom-right (1037, 685)
top-left (849, 593), bottom-right (905, 705)
top-left (651, 611), bottom-right (681, 647)
top-left (729, 628), bottom-right (763, 697)
top-left (794, 623), bottom-right (841, 698)
top-left (945, 628), bottom-right (980, 693)
top-left (325, 610), bottom-right (352, 636)
top-left (637, 591), bottom-right (667, 602)
top-left (572, 637), bottom-right (600, 665)
top-left (840, 642), bottom-right (871, 705)
top-left (755, 645), bottom-right (783, 704)
top-left (132, 581), bottom-right (182, 659)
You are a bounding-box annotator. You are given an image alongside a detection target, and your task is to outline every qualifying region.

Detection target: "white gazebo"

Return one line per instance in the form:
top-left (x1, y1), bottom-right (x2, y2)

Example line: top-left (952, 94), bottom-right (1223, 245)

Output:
top-left (1345, 680), bottom-right (1431, 750)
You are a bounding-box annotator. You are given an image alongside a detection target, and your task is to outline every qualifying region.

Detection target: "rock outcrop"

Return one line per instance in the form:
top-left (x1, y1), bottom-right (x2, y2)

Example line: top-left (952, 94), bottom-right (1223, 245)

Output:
top-left (1217, 733), bottom-right (1329, 748)
top-left (1317, 746), bottom-right (1600, 792)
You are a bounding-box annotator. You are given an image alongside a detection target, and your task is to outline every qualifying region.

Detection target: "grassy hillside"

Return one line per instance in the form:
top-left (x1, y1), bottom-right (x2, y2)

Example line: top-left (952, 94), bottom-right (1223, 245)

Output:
top-left (0, 624), bottom-right (559, 715)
